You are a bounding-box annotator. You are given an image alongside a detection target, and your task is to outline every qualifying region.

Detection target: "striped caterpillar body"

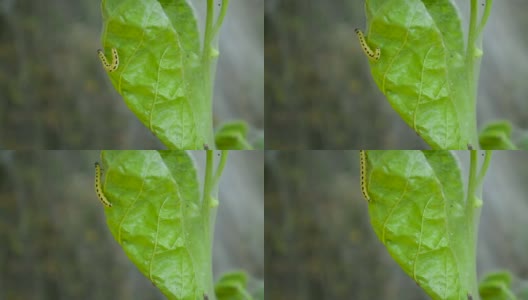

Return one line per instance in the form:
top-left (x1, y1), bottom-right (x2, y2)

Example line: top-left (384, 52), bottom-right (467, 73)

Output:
top-left (95, 162), bottom-right (112, 207)
top-left (97, 48), bottom-right (119, 72)
top-left (354, 29), bottom-right (380, 61)
top-left (359, 150), bottom-right (370, 202)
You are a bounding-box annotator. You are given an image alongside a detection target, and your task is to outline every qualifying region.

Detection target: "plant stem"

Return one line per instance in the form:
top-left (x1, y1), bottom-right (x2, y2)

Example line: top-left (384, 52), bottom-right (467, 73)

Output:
top-left (202, 0), bottom-right (229, 62)
top-left (211, 0), bottom-right (230, 41)
top-left (466, 0), bottom-right (479, 148)
top-left (202, 0), bottom-right (217, 148)
top-left (203, 150), bottom-right (229, 219)
top-left (466, 151), bottom-right (478, 218)
top-left (212, 150), bottom-right (229, 189)
top-left (203, 0), bottom-right (215, 63)
top-left (475, 150), bottom-right (493, 188)
top-left (466, 0), bottom-right (478, 68)
top-left (203, 151), bottom-right (214, 213)
top-left (476, 0), bottom-right (493, 38)
top-left (466, 150), bottom-right (480, 299)
top-left (202, 150), bottom-right (217, 300)
top-left (466, 0), bottom-right (493, 149)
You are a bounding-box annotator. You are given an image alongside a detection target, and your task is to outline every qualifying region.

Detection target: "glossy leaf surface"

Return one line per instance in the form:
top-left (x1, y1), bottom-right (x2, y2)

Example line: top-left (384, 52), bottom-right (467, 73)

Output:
top-left (365, 150), bottom-right (475, 299)
top-left (100, 0), bottom-right (212, 149)
top-left (364, 0), bottom-right (472, 149)
top-left (100, 150), bottom-right (212, 299)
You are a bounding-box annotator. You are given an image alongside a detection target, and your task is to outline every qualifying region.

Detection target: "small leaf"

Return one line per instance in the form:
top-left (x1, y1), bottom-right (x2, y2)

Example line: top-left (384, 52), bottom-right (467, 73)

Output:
top-left (479, 120), bottom-right (517, 150)
top-left (480, 271), bottom-right (512, 286)
top-left (215, 271), bottom-right (253, 300)
top-left (215, 120), bottom-right (253, 150)
top-left (479, 271), bottom-right (517, 300)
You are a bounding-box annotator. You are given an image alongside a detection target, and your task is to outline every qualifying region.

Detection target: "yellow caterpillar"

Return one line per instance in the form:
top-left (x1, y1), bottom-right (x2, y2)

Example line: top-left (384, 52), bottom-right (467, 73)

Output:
top-left (355, 29), bottom-right (380, 61)
top-left (359, 150), bottom-right (370, 201)
top-left (97, 48), bottom-right (119, 72)
top-left (95, 162), bottom-right (112, 207)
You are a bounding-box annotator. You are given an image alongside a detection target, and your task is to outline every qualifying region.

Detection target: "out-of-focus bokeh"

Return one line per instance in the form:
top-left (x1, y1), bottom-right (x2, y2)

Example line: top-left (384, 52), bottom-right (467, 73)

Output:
top-left (265, 150), bottom-right (528, 299)
top-left (0, 0), bottom-right (263, 149)
top-left (0, 150), bottom-right (263, 299)
top-left (265, 1), bottom-right (528, 149)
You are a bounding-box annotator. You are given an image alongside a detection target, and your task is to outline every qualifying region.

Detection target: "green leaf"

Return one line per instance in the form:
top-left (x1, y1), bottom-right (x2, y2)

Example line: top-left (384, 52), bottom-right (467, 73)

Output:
top-left (365, 0), bottom-right (471, 149)
top-left (215, 120), bottom-right (253, 150)
top-left (479, 271), bottom-right (517, 300)
top-left (215, 271), bottom-right (253, 300)
top-left (365, 151), bottom-right (476, 299)
top-left (479, 120), bottom-right (517, 150)
top-left (101, 0), bottom-right (213, 149)
top-left (480, 271), bottom-right (512, 286)
top-left (100, 150), bottom-right (213, 300)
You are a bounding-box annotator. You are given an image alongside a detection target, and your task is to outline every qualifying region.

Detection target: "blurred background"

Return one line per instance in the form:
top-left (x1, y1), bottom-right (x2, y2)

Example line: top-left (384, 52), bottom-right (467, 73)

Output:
top-left (0, 150), bottom-right (263, 299)
top-left (265, 150), bottom-right (528, 299)
top-left (265, 1), bottom-right (528, 149)
top-left (0, 0), bottom-right (263, 149)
